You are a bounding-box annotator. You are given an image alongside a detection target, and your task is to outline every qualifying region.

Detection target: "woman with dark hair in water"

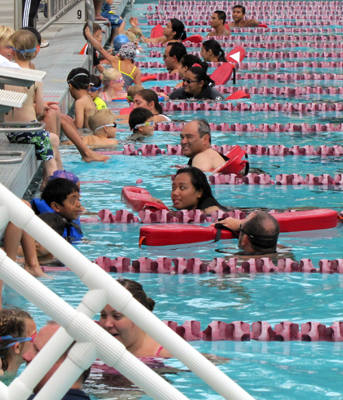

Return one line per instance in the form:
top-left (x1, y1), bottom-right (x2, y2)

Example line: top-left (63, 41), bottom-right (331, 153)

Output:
top-left (142, 18), bottom-right (187, 44)
top-left (133, 89), bottom-right (171, 122)
top-left (169, 65), bottom-right (224, 100)
top-left (201, 39), bottom-right (227, 63)
top-left (151, 167), bottom-right (229, 214)
top-left (99, 278), bottom-right (172, 358)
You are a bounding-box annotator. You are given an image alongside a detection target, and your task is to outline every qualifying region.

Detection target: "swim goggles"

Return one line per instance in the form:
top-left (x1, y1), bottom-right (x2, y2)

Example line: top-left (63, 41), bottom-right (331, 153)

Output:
top-left (88, 84), bottom-right (103, 92)
top-left (134, 121), bottom-right (155, 129)
top-left (239, 224), bottom-right (278, 248)
top-left (126, 95), bottom-right (133, 101)
top-left (10, 46), bottom-right (37, 59)
top-left (112, 77), bottom-right (124, 83)
top-left (67, 73), bottom-right (89, 83)
top-left (0, 333), bottom-right (37, 348)
top-left (94, 122), bottom-right (117, 131)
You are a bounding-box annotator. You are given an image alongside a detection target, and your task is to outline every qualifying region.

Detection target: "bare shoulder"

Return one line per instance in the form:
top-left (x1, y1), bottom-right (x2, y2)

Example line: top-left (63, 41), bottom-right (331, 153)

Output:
top-left (207, 31), bottom-right (215, 36)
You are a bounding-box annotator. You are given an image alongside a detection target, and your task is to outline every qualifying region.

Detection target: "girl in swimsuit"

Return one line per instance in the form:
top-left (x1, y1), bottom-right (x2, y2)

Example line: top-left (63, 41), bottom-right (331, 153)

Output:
top-left (99, 278), bottom-right (171, 358)
top-left (99, 68), bottom-right (127, 101)
top-left (0, 309), bottom-right (37, 379)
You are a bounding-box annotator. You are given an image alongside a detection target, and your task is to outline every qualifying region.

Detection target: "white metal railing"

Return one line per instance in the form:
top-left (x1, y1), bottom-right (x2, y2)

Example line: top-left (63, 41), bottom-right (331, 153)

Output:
top-left (0, 184), bottom-right (255, 400)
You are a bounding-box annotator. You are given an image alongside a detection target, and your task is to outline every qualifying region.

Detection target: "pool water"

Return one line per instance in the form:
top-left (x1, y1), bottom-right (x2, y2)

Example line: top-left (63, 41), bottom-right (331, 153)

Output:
top-left (6, 0), bottom-right (343, 399)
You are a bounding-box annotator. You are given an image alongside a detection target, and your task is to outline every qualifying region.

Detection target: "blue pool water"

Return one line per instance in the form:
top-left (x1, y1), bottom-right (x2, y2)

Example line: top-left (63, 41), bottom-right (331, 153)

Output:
top-left (6, 0), bottom-right (343, 399)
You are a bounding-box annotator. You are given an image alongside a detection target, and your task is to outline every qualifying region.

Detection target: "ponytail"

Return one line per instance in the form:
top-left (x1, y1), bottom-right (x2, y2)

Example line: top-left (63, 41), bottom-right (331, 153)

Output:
top-left (202, 39), bottom-right (226, 62)
top-left (170, 19), bottom-right (187, 41)
top-left (218, 49), bottom-right (227, 63)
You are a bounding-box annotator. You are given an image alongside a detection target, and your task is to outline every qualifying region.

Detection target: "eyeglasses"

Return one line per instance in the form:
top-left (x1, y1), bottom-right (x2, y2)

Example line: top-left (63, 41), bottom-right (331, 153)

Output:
top-left (134, 121), bottom-right (155, 129)
top-left (112, 77), bottom-right (124, 83)
top-left (94, 122), bottom-right (117, 131)
top-left (183, 78), bottom-right (198, 84)
top-left (0, 333), bottom-right (37, 348)
top-left (88, 85), bottom-right (102, 92)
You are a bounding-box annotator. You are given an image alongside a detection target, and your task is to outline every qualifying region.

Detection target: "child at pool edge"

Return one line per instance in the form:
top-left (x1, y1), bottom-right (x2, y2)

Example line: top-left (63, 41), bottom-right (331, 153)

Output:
top-left (63, 109), bottom-right (118, 147)
top-left (0, 309), bottom-right (36, 378)
top-left (88, 75), bottom-right (107, 110)
top-left (0, 25), bottom-right (20, 67)
top-left (128, 108), bottom-right (154, 140)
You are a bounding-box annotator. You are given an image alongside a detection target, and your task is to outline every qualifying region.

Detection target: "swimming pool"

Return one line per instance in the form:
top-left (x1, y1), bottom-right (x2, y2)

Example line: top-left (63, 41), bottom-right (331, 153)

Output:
top-left (6, 0), bottom-right (343, 398)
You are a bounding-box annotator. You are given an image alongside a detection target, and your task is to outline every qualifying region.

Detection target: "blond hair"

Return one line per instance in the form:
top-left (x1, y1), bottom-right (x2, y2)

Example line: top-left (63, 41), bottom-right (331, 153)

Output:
top-left (88, 109), bottom-right (115, 132)
top-left (127, 27), bottom-right (143, 40)
top-left (127, 85), bottom-right (144, 100)
top-left (124, 31), bottom-right (136, 42)
top-left (0, 25), bottom-right (15, 46)
top-left (101, 68), bottom-right (122, 89)
top-left (10, 30), bottom-right (38, 61)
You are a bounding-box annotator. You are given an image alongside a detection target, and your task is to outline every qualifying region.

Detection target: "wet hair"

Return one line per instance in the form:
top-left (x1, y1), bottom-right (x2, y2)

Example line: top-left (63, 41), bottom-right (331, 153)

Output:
top-left (67, 67), bottom-right (89, 90)
top-left (41, 178), bottom-right (79, 207)
top-left (242, 211), bottom-right (280, 252)
top-left (170, 18), bottom-right (187, 41)
top-left (129, 107), bottom-right (154, 131)
top-left (167, 42), bottom-right (187, 63)
top-left (89, 74), bottom-right (101, 88)
top-left (117, 278), bottom-right (155, 311)
top-left (134, 89), bottom-right (163, 114)
top-left (10, 30), bottom-right (38, 61)
top-left (214, 10), bottom-right (226, 24)
top-left (180, 54), bottom-right (208, 72)
top-left (38, 213), bottom-right (66, 236)
top-left (0, 309), bottom-right (33, 372)
top-left (21, 27), bottom-right (41, 45)
top-left (82, 22), bottom-right (102, 41)
top-left (123, 30), bottom-right (136, 42)
top-left (88, 108), bottom-right (115, 132)
top-left (175, 167), bottom-right (228, 211)
top-left (127, 26), bottom-right (143, 40)
top-left (233, 5), bottom-right (246, 14)
top-left (202, 40), bottom-right (227, 62)
top-left (188, 66), bottom-right (215, 90)
top-left (0, 25), bottom-right (15, 46)
top-left (127, 85), bottom-right (144, 102)
top-left (101, 68), bottom-right (121, 89)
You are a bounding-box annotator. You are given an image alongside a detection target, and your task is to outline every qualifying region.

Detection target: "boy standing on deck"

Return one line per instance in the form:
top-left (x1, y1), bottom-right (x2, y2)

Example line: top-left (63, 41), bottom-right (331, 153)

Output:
top-left (4, 30), bottom-right (61, 188)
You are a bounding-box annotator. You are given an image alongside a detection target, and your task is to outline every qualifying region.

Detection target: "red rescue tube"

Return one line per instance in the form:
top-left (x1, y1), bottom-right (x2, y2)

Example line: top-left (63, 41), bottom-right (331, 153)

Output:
top-left (140, 224), bottom-right (234, 246)
top-left (226, 90), bottom-right (251, 100)
top-left (226, 46), bottom-right (246, 64)
top-left (150, 24), bottom-right (164, 38)
top-left (210, 63), bottom-right (234, 85)
top-left (182, 34), bottom-right (203, 44)
top-left (139, 209), bottom-right (338, 246)
top-left (141, 75), bottom-right (157, 82)
top-left (121, 186), bottom-right (169, 212)
top-left (257, 23), bottom-right (268, 28)
top-left (213, 145), bottom-right (248, 175)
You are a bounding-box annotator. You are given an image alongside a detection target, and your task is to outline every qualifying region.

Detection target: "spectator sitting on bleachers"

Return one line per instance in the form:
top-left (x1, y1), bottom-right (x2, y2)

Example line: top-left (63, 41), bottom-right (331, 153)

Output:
top-left (4, 30), bottom-right (61, 188)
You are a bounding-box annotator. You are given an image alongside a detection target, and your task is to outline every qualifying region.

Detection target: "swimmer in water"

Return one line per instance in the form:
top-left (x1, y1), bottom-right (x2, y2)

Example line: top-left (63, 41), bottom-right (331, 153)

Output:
top-left (150, 167), bottom-right (229, 214)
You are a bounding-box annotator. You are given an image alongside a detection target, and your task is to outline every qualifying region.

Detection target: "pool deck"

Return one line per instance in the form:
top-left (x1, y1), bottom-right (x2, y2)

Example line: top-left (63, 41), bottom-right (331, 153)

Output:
top-left (0, 0), bottom-right (130, 200)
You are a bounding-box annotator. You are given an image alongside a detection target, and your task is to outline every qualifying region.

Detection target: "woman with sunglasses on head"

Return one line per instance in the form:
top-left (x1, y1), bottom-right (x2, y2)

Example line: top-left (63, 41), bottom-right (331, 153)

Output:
top-left (133, 89), bottom-right (171, 123)
top-left (169, 65), bottom-right (224, 101)
top-left (151, 167), bottom-right (229, 214)
top-left (200, 40), bottom-right (227, 63)
top-left (99, 69), bottom-right (127, 101)
top-left (0, 309), bottom-right (36, 379)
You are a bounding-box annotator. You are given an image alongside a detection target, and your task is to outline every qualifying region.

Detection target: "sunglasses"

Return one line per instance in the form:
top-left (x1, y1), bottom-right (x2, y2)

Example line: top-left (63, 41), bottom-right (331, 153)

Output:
top-left (94, 122), bottom-right (117, 131)
top-left (182, 78), bottom-right (198, 84)
top-left (134, 121), bottom-right (155, 129)
top-left (0, 333), bottom-right (37, 348)
top-left (88, 85), bottom-right (102, 92)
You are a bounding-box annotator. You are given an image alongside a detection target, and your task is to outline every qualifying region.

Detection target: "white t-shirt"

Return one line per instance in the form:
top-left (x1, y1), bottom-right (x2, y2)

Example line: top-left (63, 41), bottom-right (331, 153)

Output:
top-left (0, 55), bottom-right (20, 68)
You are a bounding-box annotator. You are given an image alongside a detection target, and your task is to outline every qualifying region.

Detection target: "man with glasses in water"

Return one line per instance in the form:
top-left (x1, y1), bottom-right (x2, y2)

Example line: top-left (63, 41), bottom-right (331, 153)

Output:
top-left (163, 42), bottom-right (187, 75)
top-left (228, 5), bottom-right (259, 28)
top-left (215, 211), bottom-right (280, 256)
